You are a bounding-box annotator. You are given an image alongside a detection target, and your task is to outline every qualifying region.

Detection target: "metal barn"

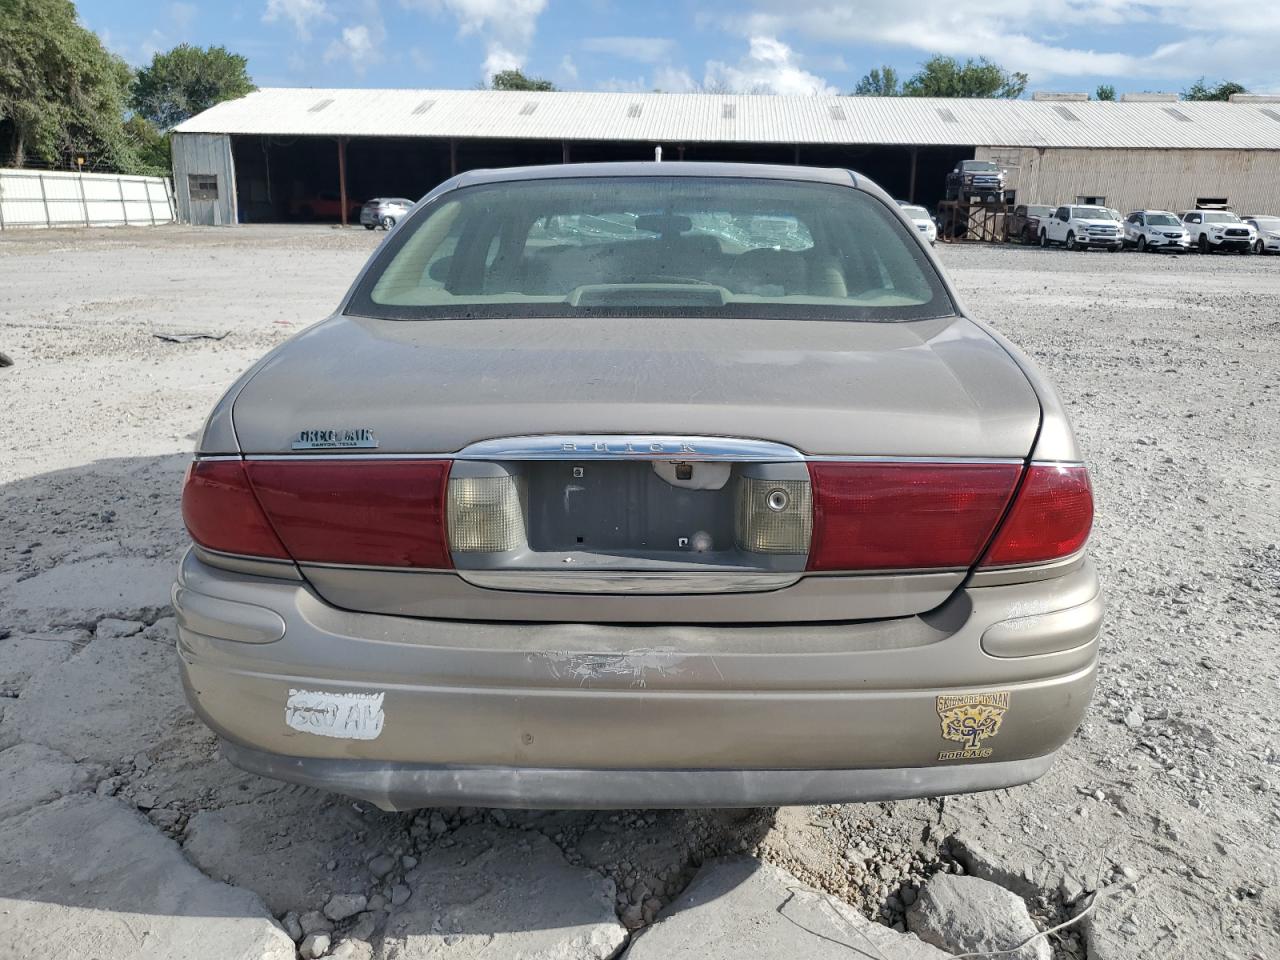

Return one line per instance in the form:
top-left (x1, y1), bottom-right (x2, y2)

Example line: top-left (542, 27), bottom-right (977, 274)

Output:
top-left (170, 89), bottom-right (1280, 225)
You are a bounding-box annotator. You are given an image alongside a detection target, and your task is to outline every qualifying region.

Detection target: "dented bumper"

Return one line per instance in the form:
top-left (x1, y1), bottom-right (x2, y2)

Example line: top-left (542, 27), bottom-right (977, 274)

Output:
top-left (174, 548), bottom-right (1100, 809)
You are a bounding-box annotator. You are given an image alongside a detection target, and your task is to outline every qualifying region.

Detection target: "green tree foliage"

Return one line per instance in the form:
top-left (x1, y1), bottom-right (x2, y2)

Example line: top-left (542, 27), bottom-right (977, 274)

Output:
top-left (0, 0), bottom-right (138, 169)
top-left (901, 56), bottom-right (1028, 99)
top-left (1094, 84), bottom-right (1116, 101)
top-left (853, 66), bottom-right (900, 96)
top-left (490, 69), bottom-right (556, 91)
top-left (130, 44), bottom-right (255, 129)
top-left (123, 114), bottom-right (170, 175)
top-left (1182, 78), bottom-right (1247, 101)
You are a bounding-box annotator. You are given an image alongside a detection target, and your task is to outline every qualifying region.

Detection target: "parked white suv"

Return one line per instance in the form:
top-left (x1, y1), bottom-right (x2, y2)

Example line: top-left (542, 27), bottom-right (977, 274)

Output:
top-left (1123, 211), bottom-right (1191, 252)
top-left (1180, 210), bottom-right (1256, 254)
top-left (1243, 215), bottom-right (1280, 255)
top-left (1039, 205), bottom-right (1123, 252)
top-left (897, 203), bottom-right (937, 245)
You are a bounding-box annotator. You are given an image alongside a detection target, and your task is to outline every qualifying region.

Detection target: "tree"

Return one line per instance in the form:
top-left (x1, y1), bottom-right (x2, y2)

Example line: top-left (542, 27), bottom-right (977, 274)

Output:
top-left (1183, 77), bottom-right (1247, 101)
top-left (1094, 84), bottom-right (1116, 101)
top-left (130, 44), bottom-right (255, 130)
top-left (853, 66), bottom-right (900, 96)
top-left (490, 69), bottom-right (555, 92)
top-left (123, 114), bottom-right (170, 175)
top-left (0, 0), bottom-right (138, 170)
top-left (901, 56), bottom-right (1028, 99)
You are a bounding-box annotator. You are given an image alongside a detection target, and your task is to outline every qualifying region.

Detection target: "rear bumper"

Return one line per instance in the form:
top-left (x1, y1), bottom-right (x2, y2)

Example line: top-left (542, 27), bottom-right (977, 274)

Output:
top-left (174, 549), bottom-right (1101, 809)
top-left (219, 739), bottom-right (1058, 810)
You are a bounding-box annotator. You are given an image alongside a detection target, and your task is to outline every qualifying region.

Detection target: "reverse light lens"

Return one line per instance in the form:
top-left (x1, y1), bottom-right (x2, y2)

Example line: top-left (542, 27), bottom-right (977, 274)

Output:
top-left (736, 477), bottom-right (812, 554)
top-left (182, 460), bottom-right (290, 559)
top-left (447, 475), bottom-right (527, 552)
top-left (807, 463), bottom-right (1022, 571)
top-left (980, 464), bottom-right (1093, 567)
top-left (245, 460), bottom-right (452, 568)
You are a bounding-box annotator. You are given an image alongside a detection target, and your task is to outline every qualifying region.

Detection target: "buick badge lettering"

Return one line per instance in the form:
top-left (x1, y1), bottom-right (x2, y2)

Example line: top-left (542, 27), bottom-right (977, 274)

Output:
top-left (291, 428), bottom-right (379, 450)
top-left (559, 440), bottom-right (698, 455)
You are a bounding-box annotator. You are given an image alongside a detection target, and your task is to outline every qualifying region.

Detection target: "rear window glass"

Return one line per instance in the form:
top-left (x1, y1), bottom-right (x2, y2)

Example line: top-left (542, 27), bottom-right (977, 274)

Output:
top-left (346, 176), bottom-right (953, 323)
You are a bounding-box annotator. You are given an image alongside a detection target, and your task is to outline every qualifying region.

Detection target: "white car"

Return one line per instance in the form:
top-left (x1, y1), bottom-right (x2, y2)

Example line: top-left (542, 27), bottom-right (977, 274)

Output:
top-left (1039, 205), bottom-right (1123, 252)
top-left (359, 197), bottom-right (416, 231)
top-left (1180, 210), bottom-right (1256, 254)
top-left (898, 203), bottom-right (937, 244)
top-left (1243, 215), bottom-right (1280, 254)
top-left (1123, 211), bottom-right (1191, 252)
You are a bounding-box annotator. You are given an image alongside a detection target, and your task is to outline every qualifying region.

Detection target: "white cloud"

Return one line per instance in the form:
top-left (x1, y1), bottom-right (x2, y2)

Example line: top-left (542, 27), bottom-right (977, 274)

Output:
top-left (559, 54), bottom-right (579, 83)
top-left (653, 64), bottom-right (695, 92)
top-left (403, 0), bottom-right (548, 79)
top-left (582, 36), bottom-right (677, 63)
top-left (263, 0), bottom-right (332, 39)
top-left (704, 36), bottom-right (835, 95)
top-left (323, 1), bottom-right (385, 73)
top-left (734, 0), bottom-right (1280, 86)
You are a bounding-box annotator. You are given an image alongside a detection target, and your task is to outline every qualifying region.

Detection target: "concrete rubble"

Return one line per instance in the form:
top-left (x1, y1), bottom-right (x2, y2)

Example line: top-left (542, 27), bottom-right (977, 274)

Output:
top-left (907, 873), bottom-right (1050, 960)
top-left (623, 856), bottom-right (951, 959)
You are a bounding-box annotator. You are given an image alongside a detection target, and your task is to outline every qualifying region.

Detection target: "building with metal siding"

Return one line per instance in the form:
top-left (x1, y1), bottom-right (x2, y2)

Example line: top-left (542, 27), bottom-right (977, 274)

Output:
top-left (170, 88), bottom-right (1280, 225)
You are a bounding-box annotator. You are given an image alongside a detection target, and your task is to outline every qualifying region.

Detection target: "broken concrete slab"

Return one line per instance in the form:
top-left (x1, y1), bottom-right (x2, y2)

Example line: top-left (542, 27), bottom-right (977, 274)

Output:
top-left (0, 742), bottom-right (97, 821)
top-left (623, 856), bottom-right (948, 960)
top-left (378, 824), bottom-right (627, 960)
top-left (0, 630), bottom-right (188, 760)
top-left (0, 793), bottom-right (295, 960)
top-left (907, 873), bottom-right (1049, 960)
top-left (183, 791), bottom-right (407, 915)
top-left (0, 632), bottom-right (77, 697)
top-left (3, 556), bottom-right (175, 629)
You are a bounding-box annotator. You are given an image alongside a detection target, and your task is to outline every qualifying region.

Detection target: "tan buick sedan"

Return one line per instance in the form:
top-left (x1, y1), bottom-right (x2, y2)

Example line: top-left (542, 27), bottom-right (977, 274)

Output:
top-left (175, 163), bottom-right (1100, 810)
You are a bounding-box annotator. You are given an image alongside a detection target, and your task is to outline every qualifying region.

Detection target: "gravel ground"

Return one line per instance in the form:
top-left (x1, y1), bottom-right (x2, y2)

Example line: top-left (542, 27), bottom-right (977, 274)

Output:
top-left (1, 225), bottom-right (1277, 959)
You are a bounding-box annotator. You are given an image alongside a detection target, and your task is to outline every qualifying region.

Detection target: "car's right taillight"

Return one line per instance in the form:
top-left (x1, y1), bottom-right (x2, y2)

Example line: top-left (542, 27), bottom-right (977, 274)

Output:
top-left (979, 464), bottom-right (1093, 568)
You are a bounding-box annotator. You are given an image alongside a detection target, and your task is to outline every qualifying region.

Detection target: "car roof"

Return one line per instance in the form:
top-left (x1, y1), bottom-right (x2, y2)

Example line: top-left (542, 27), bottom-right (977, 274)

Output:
top-left (451, 161), bottom-right (859, 190)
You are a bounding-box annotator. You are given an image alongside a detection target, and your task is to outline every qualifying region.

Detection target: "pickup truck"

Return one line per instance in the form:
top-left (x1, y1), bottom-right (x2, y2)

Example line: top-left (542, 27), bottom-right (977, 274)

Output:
top-left (945, 161), bottom-right (1006, 203)
top-left (1010, 204), bottom-right (1055, 244)
top-left (1038, 205), bottom-right (1123, 252)
top-left (1180, 210), bottom-right (1257, 254)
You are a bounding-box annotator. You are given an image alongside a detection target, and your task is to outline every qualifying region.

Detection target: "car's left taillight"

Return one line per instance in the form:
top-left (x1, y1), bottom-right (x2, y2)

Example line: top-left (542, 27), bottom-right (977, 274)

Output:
top-left (182, 459), bottom-right (454, 568)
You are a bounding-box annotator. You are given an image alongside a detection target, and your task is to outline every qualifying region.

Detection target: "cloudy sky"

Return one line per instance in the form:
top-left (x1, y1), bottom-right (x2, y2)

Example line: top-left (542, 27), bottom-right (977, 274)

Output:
top-left (80, 0), bottom-right (1279, 96)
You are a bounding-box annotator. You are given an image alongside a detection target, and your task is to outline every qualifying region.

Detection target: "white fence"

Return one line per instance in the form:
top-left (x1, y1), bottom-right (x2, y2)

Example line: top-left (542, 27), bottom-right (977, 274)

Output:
top-left (0, 168), bottom-right (176, 230)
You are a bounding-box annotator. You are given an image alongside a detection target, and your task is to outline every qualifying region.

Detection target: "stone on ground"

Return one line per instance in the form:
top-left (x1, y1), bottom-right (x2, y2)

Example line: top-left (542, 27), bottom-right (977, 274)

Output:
top-left (622, 856), bottom-right (949, 959)
top-left (0, 742), bottom-right (97, 821)
top-left (907, 873), bottom-right (1050, 960)
top-left (0, 793), bottom-right (295, 960)
top-left (377, 824), bottom-right (626, 960)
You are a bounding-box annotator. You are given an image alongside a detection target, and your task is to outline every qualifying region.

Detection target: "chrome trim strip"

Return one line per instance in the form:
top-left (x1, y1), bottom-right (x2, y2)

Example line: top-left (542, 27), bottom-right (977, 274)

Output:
top-left (192, 545), bottom-right (304, 581)
top-left (455, 435), bottom-right (805, 462)
top-left (192, 454), bottom-right (243, 462)
top-left (456, 570), bottom-right (802, 595)
top-left (230, 450), bottom-right (1043, 466)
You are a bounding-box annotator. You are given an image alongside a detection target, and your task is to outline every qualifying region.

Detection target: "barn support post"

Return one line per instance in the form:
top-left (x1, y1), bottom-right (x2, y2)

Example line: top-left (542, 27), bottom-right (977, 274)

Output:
top-left (909, 146), bottom-right (919, 203)
top-left (794, 144), bottom-right (800, 165)
top-left (337, 137), bottom-right (349, 227)
top-left (562, 141), bottom-right (570, 163)
top-left (449, 139), bottom-right (458, 176)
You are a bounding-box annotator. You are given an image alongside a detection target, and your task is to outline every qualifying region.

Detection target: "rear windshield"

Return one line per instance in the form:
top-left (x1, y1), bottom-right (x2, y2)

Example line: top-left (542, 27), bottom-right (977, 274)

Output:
top-left (345, 176), bottom-right (954, 323)
top-left (1027, 206), bottom-right (1053, 216)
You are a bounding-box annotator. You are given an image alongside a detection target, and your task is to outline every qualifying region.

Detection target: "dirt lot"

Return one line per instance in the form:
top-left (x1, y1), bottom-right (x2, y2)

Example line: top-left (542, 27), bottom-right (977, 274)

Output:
top-left (1, 225), bottom-right (1277, 960)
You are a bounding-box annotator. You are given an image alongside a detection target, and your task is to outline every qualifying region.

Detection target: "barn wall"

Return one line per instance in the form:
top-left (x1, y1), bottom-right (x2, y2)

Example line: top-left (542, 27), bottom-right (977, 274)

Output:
top-left (979, 146), bottom-right (1280, 214)
top-left (171, 133), bottom-right (238, 225)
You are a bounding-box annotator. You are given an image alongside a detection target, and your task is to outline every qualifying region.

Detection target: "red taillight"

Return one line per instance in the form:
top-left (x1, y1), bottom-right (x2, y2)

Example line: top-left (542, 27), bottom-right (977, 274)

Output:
top-left (244, 460), bottom-right (453, 569)
top-left (980, 464), bottom-right (1093, 567)
top-left (182, 460), bottom-right (290, 559)
top-left (806, 462), bottom-right (1022, 571)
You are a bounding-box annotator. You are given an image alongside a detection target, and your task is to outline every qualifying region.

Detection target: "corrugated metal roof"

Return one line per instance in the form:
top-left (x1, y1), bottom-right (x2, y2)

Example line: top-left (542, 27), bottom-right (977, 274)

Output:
top-left (174, 88), bottom-right (1280, 150)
